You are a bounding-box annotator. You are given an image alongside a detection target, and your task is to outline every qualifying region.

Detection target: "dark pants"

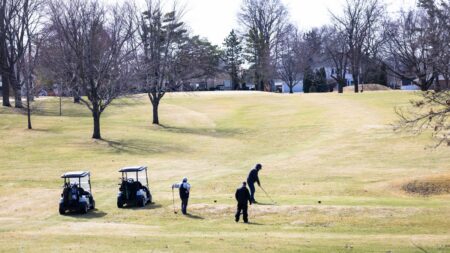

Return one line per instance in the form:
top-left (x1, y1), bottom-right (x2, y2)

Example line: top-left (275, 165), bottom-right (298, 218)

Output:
top-left (235, 203), bottom-right (248, 223)
top-left (181, 198), bottom-right (188, 214)
top-left (247, 181), bottom-right (256, 202)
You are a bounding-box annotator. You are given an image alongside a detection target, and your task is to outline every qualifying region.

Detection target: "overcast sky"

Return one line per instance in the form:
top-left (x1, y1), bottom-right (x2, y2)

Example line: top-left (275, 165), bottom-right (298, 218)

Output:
top-left (132, 0), bottom-right (418, 45)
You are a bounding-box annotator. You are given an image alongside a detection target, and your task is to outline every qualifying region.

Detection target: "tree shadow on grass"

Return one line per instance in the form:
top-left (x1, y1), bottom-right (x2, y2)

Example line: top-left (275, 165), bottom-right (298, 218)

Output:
top-left (124, 203), bottom-right (163, 211)
top-left (184, 213), bottom-right (204, 220)
top-left (158, 124), bottom-right (247, 139)
top-left (246, 222), bottom-right (264, 226)
top-left (255, 202), bottom-right (276, 206)
top-left (100, 139), bottom-right (189, 156)
top-left (27, 128), bottom-right (52, 133)
top-left (64, 209), bottom-right (108, 219)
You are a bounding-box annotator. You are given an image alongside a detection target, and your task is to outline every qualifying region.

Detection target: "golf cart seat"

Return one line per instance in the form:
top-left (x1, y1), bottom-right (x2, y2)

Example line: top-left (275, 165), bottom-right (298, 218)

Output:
top-left (133, 181), bottom-right (143, 190)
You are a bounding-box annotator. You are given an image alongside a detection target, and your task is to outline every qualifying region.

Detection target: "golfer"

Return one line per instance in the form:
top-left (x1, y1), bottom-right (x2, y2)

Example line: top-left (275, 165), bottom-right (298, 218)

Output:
top-left (247, 164), bottom-right (262, 203)
top-left (172, 177), bottom-right (191, 215)
top-left (235, 182), bottom-right (252, 223)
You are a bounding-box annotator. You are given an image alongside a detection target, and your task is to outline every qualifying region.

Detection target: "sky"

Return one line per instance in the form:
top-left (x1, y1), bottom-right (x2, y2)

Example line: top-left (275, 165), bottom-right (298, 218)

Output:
top-left (129, 0), bottom-right (418, 45)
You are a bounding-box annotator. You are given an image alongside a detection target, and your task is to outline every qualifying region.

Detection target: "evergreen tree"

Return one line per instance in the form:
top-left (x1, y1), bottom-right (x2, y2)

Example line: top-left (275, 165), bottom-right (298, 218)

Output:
top-left (223, 30), bottom-right (244, 90)
top-left (314, 67), bottom-right (328, 92)
top-left (303, 67), bottom-right (314, 93)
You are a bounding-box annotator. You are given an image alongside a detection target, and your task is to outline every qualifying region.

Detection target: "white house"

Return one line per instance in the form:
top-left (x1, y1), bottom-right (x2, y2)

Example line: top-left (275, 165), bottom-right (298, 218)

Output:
top-left (324, 67), bottom-right (354, 86)
top-left (275, 80), bottom-right (304, 93)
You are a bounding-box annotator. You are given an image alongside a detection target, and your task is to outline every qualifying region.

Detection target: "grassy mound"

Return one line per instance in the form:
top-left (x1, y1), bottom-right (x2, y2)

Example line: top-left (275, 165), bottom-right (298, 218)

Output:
top-left (403, 174), bottom-right (450, 196)
top-left (1, 91), bottom-right (450, 252)
top-left (344, 84), bottom-right (391, 92)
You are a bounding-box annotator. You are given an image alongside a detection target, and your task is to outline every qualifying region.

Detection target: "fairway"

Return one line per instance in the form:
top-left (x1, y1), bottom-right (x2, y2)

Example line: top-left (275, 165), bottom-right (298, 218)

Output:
top-left (0, 91), bottom-right (449, 252)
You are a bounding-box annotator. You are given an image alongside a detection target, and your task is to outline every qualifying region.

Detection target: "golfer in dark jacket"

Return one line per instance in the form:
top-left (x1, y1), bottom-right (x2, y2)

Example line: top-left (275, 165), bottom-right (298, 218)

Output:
top-left (247, 164), bottom-right (262, 203)
top-left (235, 182), bottom-right (252, 223)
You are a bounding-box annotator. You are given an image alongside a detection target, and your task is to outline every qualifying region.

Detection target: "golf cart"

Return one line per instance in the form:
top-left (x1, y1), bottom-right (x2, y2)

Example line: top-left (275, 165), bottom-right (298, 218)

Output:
top-left (59, 171), bottom-right (95, 215)
top-left (117, 166), bottom-right (152, 208)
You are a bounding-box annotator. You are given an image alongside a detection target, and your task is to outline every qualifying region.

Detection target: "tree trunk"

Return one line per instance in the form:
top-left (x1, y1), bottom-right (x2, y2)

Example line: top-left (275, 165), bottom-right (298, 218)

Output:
top-left (14, 89), bottom-right (23, 108)
top-left (233, 77), bottom-right (240, 90)
top-left (419, 79), bottom-right (429, 91)
top-left (152, 99), bottom-right (159, 125)
top-left (26, 91), bottom-right (32, 130)
top-left (289, 83), bottom-right (293, 94)
top-left (74, 96), bottom-right (80, 103)
top-left (59, 95), bottom-right (62, 116)
top-left (338, 83), bottom-right (344, 93)
top-left (352, 73), bottom-right (359, 93)
top-left (92, 109), bottom-right (101, 139)
top-left (1, 74), bottom-right (10, 106)
top-left (9, 72), bottom-right (23, 108)
top-left (0, 0), bottom-right (10, 107)
top-left (434, 77), bottom-right (441, 92)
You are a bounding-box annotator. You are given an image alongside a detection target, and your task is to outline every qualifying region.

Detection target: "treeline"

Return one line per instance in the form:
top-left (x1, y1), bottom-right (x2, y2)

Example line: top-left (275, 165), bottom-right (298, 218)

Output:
top-left (0, 0), bottom-right (221, 138)
top-left (0, 0), bottom-right (449, 140)
top-left (222, 0), bottom-right (450, 94)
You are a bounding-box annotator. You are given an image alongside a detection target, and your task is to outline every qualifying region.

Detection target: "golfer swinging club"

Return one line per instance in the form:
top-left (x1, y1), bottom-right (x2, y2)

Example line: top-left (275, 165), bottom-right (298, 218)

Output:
top-left (247, 163), bottom-right (262, 204)
top-left (172, 177), bottom-right (191, 215)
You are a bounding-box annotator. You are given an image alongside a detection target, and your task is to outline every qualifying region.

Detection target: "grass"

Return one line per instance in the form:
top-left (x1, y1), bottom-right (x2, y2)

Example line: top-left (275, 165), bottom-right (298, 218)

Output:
top-left (0, 91), bottom-right (449, 253)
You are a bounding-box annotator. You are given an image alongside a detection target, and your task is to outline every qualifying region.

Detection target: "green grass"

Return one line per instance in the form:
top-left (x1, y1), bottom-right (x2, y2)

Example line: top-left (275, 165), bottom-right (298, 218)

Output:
top-left (0, 91), bottom-right (449, 252)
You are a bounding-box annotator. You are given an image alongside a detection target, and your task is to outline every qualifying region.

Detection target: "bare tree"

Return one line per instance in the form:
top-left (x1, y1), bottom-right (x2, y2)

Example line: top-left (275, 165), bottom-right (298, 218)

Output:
top-left (1, 0), bottom-right (42, 108)
top-left (49, 0), bottom-right (136, 139)
top-left (0, 0), bottom-right (10, 106)
top-left (419, 0), bottom-right (450, 90)
top-left (396, 91), bottom-right (450, 147)
top-left (322, 26), bottom-right (349, 93)
top-left (331, 0), bottom-right (384, 93)
top-left (239, 0), bottom-right (288, 91)
top-left (138, 0), bottom-right (187, 125)
top-left (384, 9), bottom-right (438, 91)
top-left (22, 0), bottom-right (44, 129)
top-left (276, 24), bottom-right (303, 94)
top-left (394, 1), bottom-right (450, 148)
top-left (138, 0), bottom-right (220, 125)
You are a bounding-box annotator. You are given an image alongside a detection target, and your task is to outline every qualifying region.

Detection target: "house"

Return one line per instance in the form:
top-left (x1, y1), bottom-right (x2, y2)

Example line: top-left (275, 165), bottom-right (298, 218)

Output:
top-left (274, 80), bottom-right (304, 93)
top-left (387, 73), bottom-right (449, 91)
top-left (324, 67), bottom-right (354, 86)
top-left (387, 73), bottom-right (416, 90)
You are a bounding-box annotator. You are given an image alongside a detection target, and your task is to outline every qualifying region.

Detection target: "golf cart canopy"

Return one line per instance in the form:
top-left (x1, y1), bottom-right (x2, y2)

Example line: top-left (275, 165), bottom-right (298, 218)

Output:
top-left (61, 171), bottom-right (92, 193)
top-left (119, 166), bottom-right (147, 173)
top-left (119, 166), bottom-right (148, 187)
top-left (61, 171), bottom-right (90, 178)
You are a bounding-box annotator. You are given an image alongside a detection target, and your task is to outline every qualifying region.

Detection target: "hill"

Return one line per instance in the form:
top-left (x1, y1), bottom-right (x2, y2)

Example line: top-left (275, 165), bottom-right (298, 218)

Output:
top-left (0, 91), bottom-right (449, 252)
top-left (344, 84), bottom-right (392, 92)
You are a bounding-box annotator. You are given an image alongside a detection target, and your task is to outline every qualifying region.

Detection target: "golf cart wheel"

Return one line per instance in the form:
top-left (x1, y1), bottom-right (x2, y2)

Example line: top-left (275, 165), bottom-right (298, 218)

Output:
top-left (147, 194), bottom-right (152, 205)
top-left (117, 198), bottom-right (124, 208)
top-left (91, 200), bottom-right (95, 210)
top-left (59, 207), bottom-right (65, 215)
top-left (138, 198), bottom-right (145, 207)
top-left (80, 203), bottom-right (88, 214)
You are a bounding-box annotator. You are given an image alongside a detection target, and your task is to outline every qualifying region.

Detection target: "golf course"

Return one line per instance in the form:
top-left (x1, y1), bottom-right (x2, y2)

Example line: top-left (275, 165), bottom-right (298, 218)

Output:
top-left (0, 91), bottom-right (449, 252)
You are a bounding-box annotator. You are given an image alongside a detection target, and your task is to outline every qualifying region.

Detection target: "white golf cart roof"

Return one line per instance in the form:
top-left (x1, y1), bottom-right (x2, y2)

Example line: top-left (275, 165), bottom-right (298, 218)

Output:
top-left (119, 166), bottom-right (147, 173)
top-left (61, 171), bottom-right (90, 178)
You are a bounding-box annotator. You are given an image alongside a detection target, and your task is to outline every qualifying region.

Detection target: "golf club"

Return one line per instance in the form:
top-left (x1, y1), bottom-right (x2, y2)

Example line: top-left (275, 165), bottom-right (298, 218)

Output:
top-left (259, 186), bottom-right (277, 204)
top-left (172, 187), bottom-right (177, 214)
